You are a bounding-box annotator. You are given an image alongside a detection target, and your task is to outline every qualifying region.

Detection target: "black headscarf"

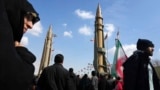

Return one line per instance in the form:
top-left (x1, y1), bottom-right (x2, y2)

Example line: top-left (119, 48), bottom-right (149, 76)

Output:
top-left (7, 0), bottom-right (40, 42)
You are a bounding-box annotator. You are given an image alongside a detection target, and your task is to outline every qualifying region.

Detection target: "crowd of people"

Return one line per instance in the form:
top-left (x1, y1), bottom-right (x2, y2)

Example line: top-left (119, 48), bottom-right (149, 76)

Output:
top-left (33, 39), bottom-right (160, 90)
top-left (1, 0), bottom-right (160, 90)
top-left (35, 54), bottom-right (119, 90)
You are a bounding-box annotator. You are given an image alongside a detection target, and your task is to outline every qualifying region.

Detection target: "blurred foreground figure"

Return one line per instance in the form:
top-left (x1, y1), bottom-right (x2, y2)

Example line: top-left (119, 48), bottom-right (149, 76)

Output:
top-left (123, 39), bottom-right (160, 90)
top-left (0, 0), bottom-right (40, 90)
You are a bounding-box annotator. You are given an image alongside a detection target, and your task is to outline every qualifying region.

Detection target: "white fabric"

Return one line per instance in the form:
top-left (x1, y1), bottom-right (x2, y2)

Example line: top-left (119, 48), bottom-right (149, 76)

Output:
top-left (148, 64), bottom-right (154, 90)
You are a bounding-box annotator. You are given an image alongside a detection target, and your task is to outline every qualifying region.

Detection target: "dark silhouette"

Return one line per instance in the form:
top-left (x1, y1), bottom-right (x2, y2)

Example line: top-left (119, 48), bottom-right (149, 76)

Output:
top-left (68, 68), bottom-right (77, 90)
top-left (0, 0), bottom-right (40, 90)
top-left (106, 74), bottom-right (116, 90)
top-left (90, 71), bottom-right (98, 90)
top-left (37, 54), bottom-right (70, 90)
top-left (123, 39), bottom-right (160, 90)
top-left (76, 75), bottom-right (81, 90)
top-left (79, 74), bottom-right (91, 90)
top-left (98, 73), bottom-right (107, 90)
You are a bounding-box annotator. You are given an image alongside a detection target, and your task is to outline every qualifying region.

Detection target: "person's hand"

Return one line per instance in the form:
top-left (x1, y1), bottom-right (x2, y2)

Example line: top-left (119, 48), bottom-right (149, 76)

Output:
top-left (15, 41), bottom-right (23, 47)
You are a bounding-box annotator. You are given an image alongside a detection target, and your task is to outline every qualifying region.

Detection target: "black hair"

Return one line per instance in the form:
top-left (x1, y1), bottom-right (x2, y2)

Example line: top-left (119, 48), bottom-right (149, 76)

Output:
top-left (69, 68), bottom-right (73, 72)
top-left (91, 70), bottom-right (96, 76)
top-left (54, 54), bottom-right (64, 63)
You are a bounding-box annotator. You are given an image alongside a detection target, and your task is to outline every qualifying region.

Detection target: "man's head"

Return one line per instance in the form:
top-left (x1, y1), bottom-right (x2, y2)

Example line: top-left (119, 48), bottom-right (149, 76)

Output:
top-left (137, 39), bottom-right (154, 56)
top-left (91, 70), bottom-right (96, 76)
top-left (69, 68), bottom-right (73, 72)
top-left (54, 54), bottom-right (64, 64)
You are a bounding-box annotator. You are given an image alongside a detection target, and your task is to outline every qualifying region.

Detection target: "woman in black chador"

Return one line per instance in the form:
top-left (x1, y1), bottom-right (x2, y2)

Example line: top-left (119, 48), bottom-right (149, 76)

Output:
top-left (0, 0), bottom-right (40, 90)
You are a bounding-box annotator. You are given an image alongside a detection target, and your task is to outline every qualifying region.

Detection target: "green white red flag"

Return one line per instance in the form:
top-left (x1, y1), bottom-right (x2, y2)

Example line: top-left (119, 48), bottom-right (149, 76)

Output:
top-left (111, 39), bottom-right (127, 79)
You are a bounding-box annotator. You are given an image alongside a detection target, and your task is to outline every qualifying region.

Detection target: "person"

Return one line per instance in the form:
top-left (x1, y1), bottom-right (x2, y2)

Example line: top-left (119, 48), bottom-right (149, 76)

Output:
top-left (114, 76), bottom-right (123, 90)
top-left (78, 74), bottom-right (91, 90)
top-left (123, 39), bottom-right (160, 90)
top-left (76, 75), bottom-right (81, 90)
top-left (37, 54), bottom-right (70, 90)
top-left (0, 0), bottom-right (40, 90)
top-left (30, 75), bottom-right (39, 90)
top-left (98, 73), bottom-right (107, 90)
top-left (106, 74), bottom-right (116, 90)
top-left (90, 71), bottom-right (98, 90)
top-left (68, 68), bottom-right (77, 90)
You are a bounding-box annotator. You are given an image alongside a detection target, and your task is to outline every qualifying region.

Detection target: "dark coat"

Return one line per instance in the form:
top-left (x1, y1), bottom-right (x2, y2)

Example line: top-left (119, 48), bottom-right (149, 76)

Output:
top-left (68, 72), bottom-right (77, 90)
top-left (98, 76), bottom-right (107, 90)
top-left (37, 63), bottom-right (69, 90)
top-left (78, 75), bottom-right (91, 90)
top-left (123, 50), bottom-right (160, 90)
top-left (106, 78), bottom-right (116, 90)
top-left (0, 0), bottom-right (39, 90)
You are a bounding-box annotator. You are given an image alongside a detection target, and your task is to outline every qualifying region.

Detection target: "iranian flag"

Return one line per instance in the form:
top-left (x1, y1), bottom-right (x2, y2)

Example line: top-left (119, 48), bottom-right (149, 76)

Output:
top-left (111, 39), bottom-right (127, 79)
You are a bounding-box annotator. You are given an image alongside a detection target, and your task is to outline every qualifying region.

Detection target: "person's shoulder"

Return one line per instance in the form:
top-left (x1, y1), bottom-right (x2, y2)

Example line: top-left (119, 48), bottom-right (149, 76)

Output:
top-left (43, 65), bottom-right (54, 71)
top-left (53, 63), bottom-right (63, 68)
top-left (63, 67), bottom-right (69, 73)
top-left (123, 51), bottom-right (140, 66)
top-left (53, 64), bottom-right (67, 71)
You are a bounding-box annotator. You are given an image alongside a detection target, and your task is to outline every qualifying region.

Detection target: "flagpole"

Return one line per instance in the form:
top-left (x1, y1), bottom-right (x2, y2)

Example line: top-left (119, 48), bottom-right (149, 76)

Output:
top-left (111, 30), bottom-right (128, 78)
top-left (104, 32), bottom-right (108, 61)
top-left (104, 32), bottom-right (110, 73)
top-left (116, 29), bottom-right (127, 58)
top-left (111, 29), bottom-right (120, 77)
top-left (116, 28), bottom-right (120, 40)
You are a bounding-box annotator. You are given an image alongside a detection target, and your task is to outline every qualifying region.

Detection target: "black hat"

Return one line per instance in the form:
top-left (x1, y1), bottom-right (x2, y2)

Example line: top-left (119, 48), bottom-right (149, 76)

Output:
top-left (137, 39), bottom-right (154, 51)
top-left (54, 54), bottom-right (64, 63)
